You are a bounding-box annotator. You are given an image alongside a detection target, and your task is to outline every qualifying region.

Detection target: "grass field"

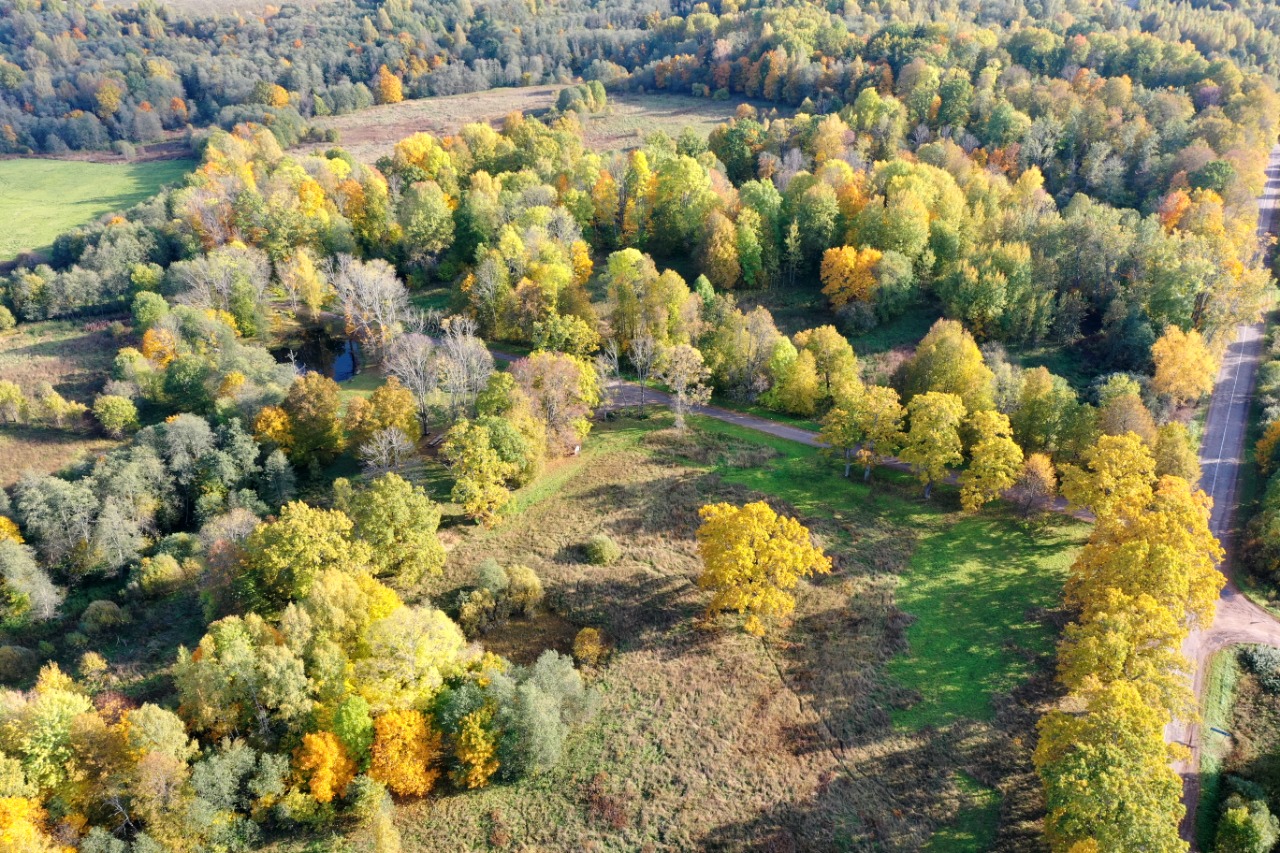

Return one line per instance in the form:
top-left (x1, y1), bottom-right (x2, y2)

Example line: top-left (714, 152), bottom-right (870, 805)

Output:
top-left (0, 319), bottom-right (125, 486)
top-left (0, 158), bottom-right (193, 261)
top-left (262, 411), bottom-right (1080, 850)
top-left (301, 89), bottom-right (766, 162)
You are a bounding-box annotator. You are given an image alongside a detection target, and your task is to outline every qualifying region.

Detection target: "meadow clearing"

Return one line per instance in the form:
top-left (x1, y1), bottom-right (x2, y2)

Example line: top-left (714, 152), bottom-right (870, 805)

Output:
top-left (301, 90), bottom-right (766, 162)
top-left (250, 408), bottom-right (1085, 852)
top-left (0, 158), bottom-right (193, 262)
top-left (0, 319), bottom-right (125, 486)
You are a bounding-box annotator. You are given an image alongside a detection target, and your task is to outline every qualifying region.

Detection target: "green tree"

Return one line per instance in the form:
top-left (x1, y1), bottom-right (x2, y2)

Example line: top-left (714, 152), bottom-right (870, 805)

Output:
top-left (336, 473), bottom-right (445, 586)
top-left (903, 319), bottom-right (994, 412)
top-left (960, 410), bottom-right (1024, 511)
top-left (282, 372), bottom-right (345, 468)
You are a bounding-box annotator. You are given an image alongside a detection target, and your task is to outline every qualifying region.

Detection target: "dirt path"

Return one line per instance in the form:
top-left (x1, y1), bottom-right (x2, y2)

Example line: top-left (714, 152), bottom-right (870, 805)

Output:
top-left (1171, 143), bottom-right (1280, 847)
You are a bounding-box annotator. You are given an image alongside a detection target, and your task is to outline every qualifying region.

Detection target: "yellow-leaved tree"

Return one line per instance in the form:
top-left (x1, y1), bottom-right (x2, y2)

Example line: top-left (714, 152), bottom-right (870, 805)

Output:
top-left (451, 703), bottom-right (500, 789)
top-left (1034, 680), bottom-right (1188, 853)
top-left (696, 501), bottom-right (831, 636)
top-left (369, 710), bottom-right (443, 797)
top-left (959, 409), bottom-right (1024, 512)
top-left (820, 245), bottom-right (882, 308)
top-left (1151, 325), bottom-right (1216, 405)
top-left (900, 391), bottom-right (966, 498)
top-left (295, 731), bottom-right (357, 804)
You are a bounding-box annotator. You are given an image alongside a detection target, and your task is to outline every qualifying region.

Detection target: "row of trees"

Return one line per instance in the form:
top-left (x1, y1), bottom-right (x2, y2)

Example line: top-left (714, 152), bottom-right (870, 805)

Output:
top-left (1033, 432), bottom-right (1223, 850)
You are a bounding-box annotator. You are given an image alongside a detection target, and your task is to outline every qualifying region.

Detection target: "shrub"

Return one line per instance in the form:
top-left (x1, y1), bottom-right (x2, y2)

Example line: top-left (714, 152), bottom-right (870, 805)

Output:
top-left (93, 394), bottom-right (139, 437)
top-left (1242, 645), bottom-right (1280, 693)
top-left (79, 651), bottom-right (109, 679)
top-left (477, 559), bottom-right (509, 595)
top-left (457, 587), bottom-right (498, 637)
top-left (0, 645), bottom-right (38, 682)
top-left (583, 533), bottom-right (621, 565)
top-left (504, 565), bottom-right (543, 616)
top-left (573, 627), bottom-right (607, 666)
top-left (80, 600), bottom-right (130, 634)
top-left (0, 306), bottom-right (14, 331)
top-left (131, 554), bottom-right (188, 598)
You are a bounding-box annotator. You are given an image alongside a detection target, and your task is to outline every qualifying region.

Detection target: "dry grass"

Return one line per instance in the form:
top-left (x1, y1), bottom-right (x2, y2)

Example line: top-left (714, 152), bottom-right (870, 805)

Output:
top-left (297, 90), bottom-right (761, 163)
top-left (0, 320), bottom-right (125, 486)
top-left (264, 412), bottom-right (1072, 851)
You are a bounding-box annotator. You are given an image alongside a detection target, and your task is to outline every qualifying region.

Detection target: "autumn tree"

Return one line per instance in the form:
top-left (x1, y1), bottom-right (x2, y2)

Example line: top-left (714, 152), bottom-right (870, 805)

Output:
top-left (903, 319), bottom-right (994, 413)
top-left (1152, 325), bottom-right (1216, 405)
top-left (960, 410), bottom-right (1024, 512)
top-left (295, 731), bottom-right (356, 804)
top-left (451, 703), bottom-right (500, 789)
top-left (1035, 680), bottom-right (1187, 853)
top-left (900, 392), bottom-right (967, 498)
top-left (511, 352), bottom-right (599, 455)
top-left (375, 65), bottom-right (403, 105)
top-left (820, 246), bottom-right (881, 308)
top-left (696, 501), bottom-right (832, 636)
top-left (336, 473), bottom-right (445, 585)
top-left (656, 344), bottom-right (712, 429)
top-left (345, 377), bottom-right (422, 450)
top-left (282, 372), bottom-right (345, 468)
top-left (1009, 453), bottom-right (1058, 517)
top-left (369, 710), bottom-right (443, 797)
top-left (442, 420), bottom-right (513, 525)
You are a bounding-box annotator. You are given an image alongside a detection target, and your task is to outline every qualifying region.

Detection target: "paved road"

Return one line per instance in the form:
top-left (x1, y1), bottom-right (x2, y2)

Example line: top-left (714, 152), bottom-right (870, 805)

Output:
top-left (1171, 143), bottom-right (1280, 847)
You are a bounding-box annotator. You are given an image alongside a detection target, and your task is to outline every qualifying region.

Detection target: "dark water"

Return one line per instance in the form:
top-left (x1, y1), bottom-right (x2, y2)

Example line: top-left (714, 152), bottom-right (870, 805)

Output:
top-left (272, 327), bottom-right (360, 380)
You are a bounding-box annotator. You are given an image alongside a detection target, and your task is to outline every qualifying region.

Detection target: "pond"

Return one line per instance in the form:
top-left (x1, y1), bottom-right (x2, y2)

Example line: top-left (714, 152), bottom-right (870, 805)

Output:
top-left (271, 326), bottom-right (361, 381)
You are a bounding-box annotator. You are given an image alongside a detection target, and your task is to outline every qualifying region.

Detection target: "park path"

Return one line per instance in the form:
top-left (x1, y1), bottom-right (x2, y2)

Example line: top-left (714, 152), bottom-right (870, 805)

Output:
top-left (1170, 142), bottom-right (1280, 847)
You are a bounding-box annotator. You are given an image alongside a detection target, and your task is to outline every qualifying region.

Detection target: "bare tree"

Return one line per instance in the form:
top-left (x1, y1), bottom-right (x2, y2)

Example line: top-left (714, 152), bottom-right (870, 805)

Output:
top-left (438, 317), bottom-right (494, 416)
top-left (385, 333), bottom-right (439, 424)
top-left (359, 428), bottom-right (415, 474)
top-left (595, 339), bottom-right (620, 409)
top-left (655, 344), bottom-right (711, 430)
top-left (630, 333), bottom-right (657, 408)
top-left (329, 254), bottom-right (411, 356)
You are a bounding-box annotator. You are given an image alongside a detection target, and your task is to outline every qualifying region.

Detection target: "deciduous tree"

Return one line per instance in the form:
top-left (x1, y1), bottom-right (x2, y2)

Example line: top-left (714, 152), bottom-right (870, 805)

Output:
top-left (1152, 325), bottom-right (1216, 405)
top-left (696, 501), bottom-right (831, 636)
top-left (900, 392), bottom-right (966, 498)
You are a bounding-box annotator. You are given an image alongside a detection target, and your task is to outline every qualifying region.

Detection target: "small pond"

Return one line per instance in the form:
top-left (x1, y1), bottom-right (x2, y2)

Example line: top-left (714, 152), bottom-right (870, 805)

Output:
top-left (271, 326), bottom-right (360, 381)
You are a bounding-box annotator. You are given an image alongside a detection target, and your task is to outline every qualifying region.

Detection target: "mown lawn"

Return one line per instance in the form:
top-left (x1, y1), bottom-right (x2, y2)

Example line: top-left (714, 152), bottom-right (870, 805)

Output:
top-left (0, 158), bottom-right (193, 260)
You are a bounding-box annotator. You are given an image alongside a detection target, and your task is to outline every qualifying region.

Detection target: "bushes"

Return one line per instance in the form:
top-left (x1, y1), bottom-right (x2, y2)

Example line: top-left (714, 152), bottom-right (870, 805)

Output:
top-left (0, 645), bottom-right (39, 682)
top-left (79, 600), bottom-right (130, 634)
top-left (573, 628), bottom-right (608, 666)
top-left (1241, 645), bottom-right (1280, 693)
top-left (583, 533), bottom-right (621, 565)
top-left (456, 561), bottom-right (543, 636)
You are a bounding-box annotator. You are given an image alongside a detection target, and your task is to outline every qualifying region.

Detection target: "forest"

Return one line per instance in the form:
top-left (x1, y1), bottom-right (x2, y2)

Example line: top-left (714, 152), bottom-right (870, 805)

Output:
top-left (0, 0), bottom-right (1279, 849)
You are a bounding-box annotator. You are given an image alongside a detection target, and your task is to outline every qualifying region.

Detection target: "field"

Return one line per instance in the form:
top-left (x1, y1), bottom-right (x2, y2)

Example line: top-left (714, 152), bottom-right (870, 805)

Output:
top-left (0, 158), bottom-right (193, 262)
top-left (0, 319), bottom-right (123, 486)
top-left (301, 90), bottom-right (761, 162)
top-left (264, 410), bottom-right (1082, 851)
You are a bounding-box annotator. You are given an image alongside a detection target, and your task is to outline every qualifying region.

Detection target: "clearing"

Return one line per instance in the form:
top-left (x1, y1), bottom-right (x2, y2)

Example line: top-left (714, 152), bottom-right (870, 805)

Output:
top-left (300, 90), bottom-right (765, 162)
top-left (265, 410), bottom-right (1082, 851)
top-left (0, 158), bottom-right (193, 262)
top-left (0, 319), bottom-right (124, 486)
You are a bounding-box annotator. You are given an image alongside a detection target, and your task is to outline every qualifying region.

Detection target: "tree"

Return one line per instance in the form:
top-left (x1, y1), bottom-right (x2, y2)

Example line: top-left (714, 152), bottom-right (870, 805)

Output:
top-left (1061, 433), bottom-right (1156, 520)
top-left (1154, 422), bottom-right (1201, 483)
top-left (369, 710), bottom-right (443, 797)
top-left (235, 501), bottom-right (369, 614)
top-left (820, 246), bottom-right (882, 308)
top-left (960, 410), bottom-right (1024, 512)
top-left (0, 540), bottom-right (64, 623)
top-left (345, 377), bottom-right (422, 449)
top-left (442, 420), bottom-right (512, 526)
top-left (0, 381), bottom-right (26, 424)
top-left (1216, 796), bottom-right (1280, 853)
top-left (793, 325), bottom-right (859, 403)
top-left (1009, 453), bottom-right (1058, 517)
top-left (295, 731), bottom-right (356, 804)
top-left (451, 704), bottom-right (500, 789)
top-left (763, 341), bottom-right (820, 416)
top-left (358, 428), bottom-right (415, 474)
top-left (629, 334), bottom-right (658, 407)
top-left (333, 696), bottom-right (375, 770)
top-left (282, 372), bottom-right (344, 468)
top-left (1035, 680), bottom-right (1187, 853)
top-left (696, 501), bottom-right (832, 636)
top-left (337, 473), bottom-right (445, 586)
top-left (511, 352), bottom-right (599, 455)
top-left (656, 344), bottom-right (712, 429)
top-left (700, 210), bottom-right (741, 290)
top-left (1152, 325), bottom-right (1216, 405)
top-left (375, 66), bottom-right (403, 105)
top-left (903, 319), bottom-right (994, 413)
top-left (900, 392), bottom-right (967, 498)
top-left (92, 394), bottom-right (138, 437)
top-left (1098, 392), bottom-right (1158, 447)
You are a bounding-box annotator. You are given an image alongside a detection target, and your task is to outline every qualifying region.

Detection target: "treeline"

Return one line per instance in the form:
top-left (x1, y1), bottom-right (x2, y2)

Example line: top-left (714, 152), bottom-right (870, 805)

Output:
top-left (0, 0), bottom-right (658, 154)
top-left (1032, 433), bottom-right (1222, 850)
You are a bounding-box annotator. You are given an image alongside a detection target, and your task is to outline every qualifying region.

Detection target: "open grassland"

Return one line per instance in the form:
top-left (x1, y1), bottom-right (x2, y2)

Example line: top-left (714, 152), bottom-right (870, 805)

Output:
top-left (302, 90), bottom-right (762, 163)
top-left (267, 411), bottom-right (1081, 851)
top-left (0, 320), bottom-right (123, 486)
top-left (0, 158), bottom-right (193, 261)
